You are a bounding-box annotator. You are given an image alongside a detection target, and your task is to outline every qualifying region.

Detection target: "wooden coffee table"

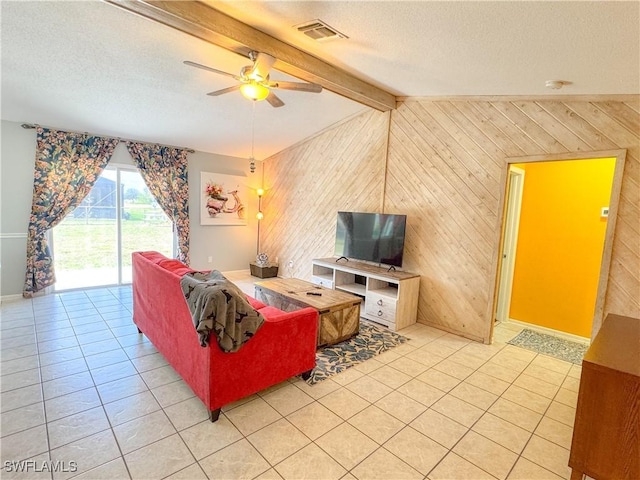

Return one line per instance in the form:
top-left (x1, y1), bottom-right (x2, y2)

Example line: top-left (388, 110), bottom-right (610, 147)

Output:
top-left (254, 278), bottom-right (361, 347)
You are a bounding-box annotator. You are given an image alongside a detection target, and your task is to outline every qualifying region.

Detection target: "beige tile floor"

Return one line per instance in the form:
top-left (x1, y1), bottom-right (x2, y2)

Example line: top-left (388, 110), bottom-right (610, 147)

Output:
top-left (1, 275), bottom-right (582, 480)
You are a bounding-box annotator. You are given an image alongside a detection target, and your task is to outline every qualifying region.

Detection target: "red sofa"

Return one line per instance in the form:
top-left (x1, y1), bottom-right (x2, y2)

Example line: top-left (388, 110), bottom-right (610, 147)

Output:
top-left (132, 251), bottom-right (319, 421)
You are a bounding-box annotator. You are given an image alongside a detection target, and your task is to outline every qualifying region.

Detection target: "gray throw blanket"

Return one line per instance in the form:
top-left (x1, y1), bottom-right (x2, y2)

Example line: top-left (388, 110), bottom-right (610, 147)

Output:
top-left (180, 271), bottom-right (264, 352)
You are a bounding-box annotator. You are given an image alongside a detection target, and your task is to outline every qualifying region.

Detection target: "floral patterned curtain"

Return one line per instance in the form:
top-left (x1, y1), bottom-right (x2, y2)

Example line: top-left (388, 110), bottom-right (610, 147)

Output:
top-left (23, 128), bottom-right (119, 297)
top-left (126, 142), bottom-right (190, 264)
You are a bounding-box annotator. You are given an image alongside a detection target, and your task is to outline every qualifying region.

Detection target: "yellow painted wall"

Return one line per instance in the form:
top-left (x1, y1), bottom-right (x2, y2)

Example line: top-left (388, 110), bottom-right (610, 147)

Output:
top-left (509, 158), bottom-right (616, 338)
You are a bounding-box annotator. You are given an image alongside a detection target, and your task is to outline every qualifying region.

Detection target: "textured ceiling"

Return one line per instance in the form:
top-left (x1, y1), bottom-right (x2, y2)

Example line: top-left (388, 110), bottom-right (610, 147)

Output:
top-left (0, 1), bottom-right (364, 159)
top-left (1, 1), bottom-right (638, 160)
top-left (209, 0), bottom-right (640, 97)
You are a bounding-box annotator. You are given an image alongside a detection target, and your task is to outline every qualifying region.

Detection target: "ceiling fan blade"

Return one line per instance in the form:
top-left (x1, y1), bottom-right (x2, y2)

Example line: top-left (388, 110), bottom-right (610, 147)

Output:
top-left (265, 90), bottom-right (285, 108)
top-left (250, 52), bottom-right (276, 81)
top-left (184, 60), bottom-right (241, 80)
top-left (268, 81), bottom-right (323, 93)
top-left (206, 85), bottom-right (241, 97)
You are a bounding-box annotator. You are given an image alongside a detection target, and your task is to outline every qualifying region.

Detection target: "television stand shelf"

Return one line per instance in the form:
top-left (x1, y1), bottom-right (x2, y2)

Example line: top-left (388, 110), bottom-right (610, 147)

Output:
top-left (311, 257), bottom-right (420, 331)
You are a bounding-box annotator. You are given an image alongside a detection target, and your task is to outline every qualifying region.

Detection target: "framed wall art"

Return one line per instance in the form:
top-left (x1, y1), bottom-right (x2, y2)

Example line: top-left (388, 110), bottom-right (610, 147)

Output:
top-left (200, 172), bottom-right (248, 226)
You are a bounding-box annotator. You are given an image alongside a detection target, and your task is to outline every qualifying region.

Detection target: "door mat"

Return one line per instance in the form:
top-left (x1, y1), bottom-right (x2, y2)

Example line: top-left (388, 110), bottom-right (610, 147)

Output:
top-left (507, 328), bottom-right (589, 365)
top-left (305, 321), bottom-right (409, 385)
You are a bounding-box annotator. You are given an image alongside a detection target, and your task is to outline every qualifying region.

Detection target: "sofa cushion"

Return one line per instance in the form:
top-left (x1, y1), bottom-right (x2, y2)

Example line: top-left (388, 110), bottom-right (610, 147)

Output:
top-left (256, 306), bottom-right (301, 322)
top-left (139, 251), bottom-right (171, 264)
top-left (157, 258), bottom-right (197, 277)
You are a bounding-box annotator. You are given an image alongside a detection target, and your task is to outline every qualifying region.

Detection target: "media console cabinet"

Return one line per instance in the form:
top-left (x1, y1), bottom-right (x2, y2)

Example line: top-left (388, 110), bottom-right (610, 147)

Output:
top-left (311, 257), bottom-right (420, 331)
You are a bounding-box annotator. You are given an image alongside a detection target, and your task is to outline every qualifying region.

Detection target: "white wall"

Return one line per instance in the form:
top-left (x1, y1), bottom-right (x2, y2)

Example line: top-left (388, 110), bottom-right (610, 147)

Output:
top-left (188, 151), bottom-right (263, 272)
top-left (0, 120), bottom-right (262, 297)
top-left (1, 121), bottom-right (35, 297)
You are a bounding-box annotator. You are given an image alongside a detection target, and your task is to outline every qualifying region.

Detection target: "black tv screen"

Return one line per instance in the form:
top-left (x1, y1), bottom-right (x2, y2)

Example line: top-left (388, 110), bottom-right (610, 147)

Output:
top-left (334, 212), bottom-right (407, 267)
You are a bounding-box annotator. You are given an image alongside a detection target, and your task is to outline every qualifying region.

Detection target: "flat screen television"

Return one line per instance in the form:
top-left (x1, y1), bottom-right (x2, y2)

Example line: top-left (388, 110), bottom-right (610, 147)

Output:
top-left (334, 211), bottom-right (407, 267)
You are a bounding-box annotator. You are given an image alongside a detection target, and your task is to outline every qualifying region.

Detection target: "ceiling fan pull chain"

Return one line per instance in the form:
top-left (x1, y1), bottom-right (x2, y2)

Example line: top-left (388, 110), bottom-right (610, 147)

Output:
top-left (249, 101), bottom-right (256, 173)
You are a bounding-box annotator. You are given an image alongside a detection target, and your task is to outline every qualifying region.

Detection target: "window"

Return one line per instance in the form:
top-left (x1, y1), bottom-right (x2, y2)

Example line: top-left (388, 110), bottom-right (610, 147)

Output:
top-left (52, 165), bottom-right (175, 290)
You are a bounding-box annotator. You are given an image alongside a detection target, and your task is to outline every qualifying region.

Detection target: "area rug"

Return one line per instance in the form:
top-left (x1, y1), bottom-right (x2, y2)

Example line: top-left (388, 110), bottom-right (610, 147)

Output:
top-left (305, 321), bottom-right (409, 385)
top-left (508, 328), bottom-right (589, 364)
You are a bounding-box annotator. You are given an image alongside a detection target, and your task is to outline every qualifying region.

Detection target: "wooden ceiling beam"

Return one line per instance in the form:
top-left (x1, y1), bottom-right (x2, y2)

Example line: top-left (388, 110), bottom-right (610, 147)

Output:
top-left (105, 0), bottom-right (397, 111)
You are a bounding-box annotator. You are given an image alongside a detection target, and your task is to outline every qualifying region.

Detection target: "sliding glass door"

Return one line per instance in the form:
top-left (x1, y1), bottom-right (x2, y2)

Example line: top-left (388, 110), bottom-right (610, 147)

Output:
top-left (52, 165), bottom-right (175, 290)
top-left (118, 168), bottom-right (174, 282)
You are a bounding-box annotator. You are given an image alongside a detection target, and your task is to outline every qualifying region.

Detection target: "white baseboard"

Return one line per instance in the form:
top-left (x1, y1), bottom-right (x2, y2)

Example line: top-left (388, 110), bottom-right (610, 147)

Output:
top-left (507, 318), bottom-right (590, 345)
top-left (222, 269), bottom-right (251, 275)
top-left (0, 294), bottom-right (24, 304)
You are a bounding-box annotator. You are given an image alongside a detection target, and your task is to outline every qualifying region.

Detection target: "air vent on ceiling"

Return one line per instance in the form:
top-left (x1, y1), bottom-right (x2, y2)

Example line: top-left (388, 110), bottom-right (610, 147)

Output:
top-left (295, 20), bottom-right (347, 42)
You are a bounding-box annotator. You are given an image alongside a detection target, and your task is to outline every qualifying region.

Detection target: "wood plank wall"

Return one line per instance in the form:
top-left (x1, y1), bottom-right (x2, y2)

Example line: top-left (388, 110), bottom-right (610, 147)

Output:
top-left (261, 110), bottom-right (389, 280)
top-left (262, 98), bottom-right (640, 343)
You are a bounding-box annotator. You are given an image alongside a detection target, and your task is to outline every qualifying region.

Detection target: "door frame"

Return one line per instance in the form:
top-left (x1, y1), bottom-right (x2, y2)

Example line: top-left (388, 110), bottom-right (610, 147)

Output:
top-left (486, 149), bottom-right (627, 342)
top-left (495, 165), bottom-right (525, 323)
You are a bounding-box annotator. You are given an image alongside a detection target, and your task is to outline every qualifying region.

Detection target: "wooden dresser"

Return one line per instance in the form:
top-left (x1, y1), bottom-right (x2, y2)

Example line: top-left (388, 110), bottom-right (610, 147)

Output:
top-left (569, 314), bottom-right (640, 480)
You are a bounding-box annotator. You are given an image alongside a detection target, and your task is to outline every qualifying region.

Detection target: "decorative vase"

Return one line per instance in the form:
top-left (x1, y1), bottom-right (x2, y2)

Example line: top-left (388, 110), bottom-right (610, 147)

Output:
top-left (256, 253), bottom-right (269, 267)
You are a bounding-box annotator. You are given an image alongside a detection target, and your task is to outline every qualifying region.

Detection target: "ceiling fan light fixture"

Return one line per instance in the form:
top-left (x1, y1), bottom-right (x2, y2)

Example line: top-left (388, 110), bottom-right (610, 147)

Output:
top-left (240, 82), bottom-right (269, 101)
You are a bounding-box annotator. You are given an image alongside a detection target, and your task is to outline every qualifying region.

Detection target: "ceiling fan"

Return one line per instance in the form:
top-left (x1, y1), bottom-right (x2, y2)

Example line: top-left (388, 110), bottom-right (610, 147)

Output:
top-left (184, 51), bottom-right (323, 108)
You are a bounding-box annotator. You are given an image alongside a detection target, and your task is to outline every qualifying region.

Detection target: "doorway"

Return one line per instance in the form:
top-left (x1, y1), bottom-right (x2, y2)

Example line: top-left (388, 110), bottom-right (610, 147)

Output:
top-left (52, 165), bottom-right (176, 290)
top-left (489, 150), bottom-right (626, 342)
